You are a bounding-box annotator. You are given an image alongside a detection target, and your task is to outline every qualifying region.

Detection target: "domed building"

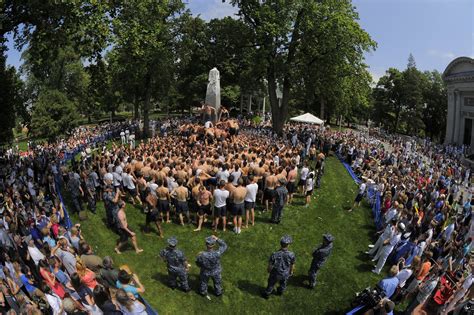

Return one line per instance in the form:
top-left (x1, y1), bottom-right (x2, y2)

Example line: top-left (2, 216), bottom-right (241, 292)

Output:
top-left (443, 57), bottom-right (474, 148)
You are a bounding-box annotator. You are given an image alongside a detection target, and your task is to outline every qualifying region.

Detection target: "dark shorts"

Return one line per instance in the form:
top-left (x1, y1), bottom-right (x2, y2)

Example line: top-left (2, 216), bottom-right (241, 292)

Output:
top-left (229, 127), bottom-right (237, 136)
top-left (245, 201), bottom-right (255, 210)
top-left (264, 188), bottom-right (275, 202)
top-left (355, 193), bottom-right (364, 203)
top-left (139, 189), bottom-right (147, 200)
top-left (127, 187), bottom-right (137, 197)
top-left (299, 179), bottom-right (306, 186)
top-left (215, 206), bottom-right (227, 217)
top-left (118, 227), bottom-right (133, 243)
top-left (175, 200), bottom-right (189, 214)
top-left (146, 209), bottom-right (161, 224)
top-left (198, 204), bottom-right (212, 216)
top-left (158, 199), bottom-right (170, 213)
top-left (287, 182), bottom-right (296, 194)
top-left (306, 189), bottom-right (313, 196)
top-left (226, 199), bottom-right (233, 214)
top-left (233, 203), bottom-right (245, 216)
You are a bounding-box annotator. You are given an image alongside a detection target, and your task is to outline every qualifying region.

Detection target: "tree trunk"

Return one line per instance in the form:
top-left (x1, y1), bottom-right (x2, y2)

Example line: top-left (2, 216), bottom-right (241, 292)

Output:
top-left (320, 97), bottom-right (325, 121)
top-left (394, 106), bottom-right (401, 133)
top-left (143, 73), bottom-right (152, 138)
top-left (267, 66), bottom-right (289, 136)
top-left (133, 93), bottom-right (140, 120)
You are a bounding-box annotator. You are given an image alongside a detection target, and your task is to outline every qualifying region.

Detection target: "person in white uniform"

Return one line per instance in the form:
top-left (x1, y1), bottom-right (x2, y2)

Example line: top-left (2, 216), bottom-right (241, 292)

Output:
top-left (372, 223), bottom-right (404, 274)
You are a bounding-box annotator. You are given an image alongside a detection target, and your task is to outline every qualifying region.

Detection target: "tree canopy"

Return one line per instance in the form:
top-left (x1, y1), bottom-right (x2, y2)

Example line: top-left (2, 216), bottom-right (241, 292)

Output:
top-left (0, 1), bottom-right (447, 141)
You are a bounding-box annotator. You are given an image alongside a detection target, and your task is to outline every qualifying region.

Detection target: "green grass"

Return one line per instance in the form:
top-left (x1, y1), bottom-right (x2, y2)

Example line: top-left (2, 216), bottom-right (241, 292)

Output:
top-left (72, 157), bottom-right (383, 314)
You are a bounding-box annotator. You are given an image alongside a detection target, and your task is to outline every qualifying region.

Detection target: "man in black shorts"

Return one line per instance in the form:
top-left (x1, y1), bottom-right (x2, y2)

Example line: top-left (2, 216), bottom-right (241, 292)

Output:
top-left (171, 179), bottom-right (190, 226)
top-left (231, 178), bottom-right (247, 234)
top-left (115, 201), bottom-right (143, 254)
top-left (144, 188), bottom-right (164, 238)
top-left (194, 185), bottom-right (212, 232)
top-left (156, 179), bottom-right (171, 223)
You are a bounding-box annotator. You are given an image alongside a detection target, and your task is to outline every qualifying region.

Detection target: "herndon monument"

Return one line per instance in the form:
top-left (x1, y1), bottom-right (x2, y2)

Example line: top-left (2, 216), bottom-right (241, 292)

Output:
top-left (443, 57), bottom-right (474, 150)
top-left (205, 67), bottom-right (221, 122)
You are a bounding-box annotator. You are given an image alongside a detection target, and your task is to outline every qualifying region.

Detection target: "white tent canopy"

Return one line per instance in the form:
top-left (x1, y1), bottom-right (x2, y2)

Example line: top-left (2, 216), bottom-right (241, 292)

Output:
top-left (289, 113), bottom-right (324, 125)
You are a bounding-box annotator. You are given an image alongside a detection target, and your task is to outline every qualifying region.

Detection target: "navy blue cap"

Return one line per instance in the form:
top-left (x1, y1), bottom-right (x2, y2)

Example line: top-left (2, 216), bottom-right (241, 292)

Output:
top-left (167, 236), bottom-right (178, 247)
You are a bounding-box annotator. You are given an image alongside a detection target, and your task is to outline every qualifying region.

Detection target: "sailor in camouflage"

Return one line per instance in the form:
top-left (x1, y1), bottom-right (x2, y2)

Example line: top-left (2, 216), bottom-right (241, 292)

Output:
top-left (196, 235), bottom-right (228, 296)
top-left (159, 236), bottom-right (191, 292)
top-left (308, 233), bottom-right (334, 289)
top-left (262, 235), bottom-right (296, 298)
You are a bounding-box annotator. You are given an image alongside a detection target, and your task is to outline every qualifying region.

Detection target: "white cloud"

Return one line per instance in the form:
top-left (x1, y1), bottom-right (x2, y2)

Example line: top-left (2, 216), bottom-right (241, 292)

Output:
top-left (428, 49), bottom-right (456, 59)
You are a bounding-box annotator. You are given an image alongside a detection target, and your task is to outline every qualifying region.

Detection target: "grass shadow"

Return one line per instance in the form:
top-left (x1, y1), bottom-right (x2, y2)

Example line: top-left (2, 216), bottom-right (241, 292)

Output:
top-left (288, 274), bottom-right (309, 289)
top-left (356, 263), bottom-right (374, 273)
top-left (237, 280), bottom-right (264, 298)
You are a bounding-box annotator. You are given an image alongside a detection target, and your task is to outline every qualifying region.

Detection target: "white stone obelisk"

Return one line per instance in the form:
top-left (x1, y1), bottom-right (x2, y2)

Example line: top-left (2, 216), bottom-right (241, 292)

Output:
top-left (205, 67), bottom-right (221, 122)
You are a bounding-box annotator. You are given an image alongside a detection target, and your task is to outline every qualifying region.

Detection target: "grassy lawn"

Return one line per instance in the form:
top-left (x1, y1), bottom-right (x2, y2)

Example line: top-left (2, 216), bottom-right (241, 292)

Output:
top-left (71, 157), bottom-right (383, 314)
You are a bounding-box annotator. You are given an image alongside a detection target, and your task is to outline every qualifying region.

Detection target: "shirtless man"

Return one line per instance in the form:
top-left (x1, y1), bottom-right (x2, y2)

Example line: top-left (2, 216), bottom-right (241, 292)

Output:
top-left (225, 175), bottom-right (236, 226)
top-left (194, 185), bottom-right (212, 232)
top-left (191, 178), bottom-right (202, 224)
top-left (228, 120), bottom-right (239, 142)
top-left (156, 179), bottom-right (171, 223)
top-left (171, 179), bottom-right (190, 226)
top-left (136, 172), bottom-right (148, 208)
top-left (287, 164), bottom-right (298, 204)
top-left (144, 187), bottom-right (164, 238)
top-left (115, 201), bottom-right (143, 254)
top-left (231, 178), bottom-right (247, 234)
top-left (263, 170), bottom-right (278, 212)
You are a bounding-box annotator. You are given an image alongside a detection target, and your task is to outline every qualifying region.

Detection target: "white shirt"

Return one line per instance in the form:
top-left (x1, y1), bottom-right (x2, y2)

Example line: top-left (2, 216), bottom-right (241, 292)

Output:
top-left (306, 178), bottom-right (314, 191)
top-left (231, 170), bottom-right (242, 185)
top-left (245, 183), bottom-right (258, 203)
top-left (28, 246), bottom-right (45, 265)
top-left (148, 183), bottom-right (158, 197)
top-left (122, 173), bottom-right (135, 190)
top-left (397, 269), bottom-right (413, 287)
top-left (216, 170), bottom-right (230, 183)
top-left (214, 189), bottom-right (229, 208)
top-left (300, 167), bottom-right (309, 181)
top-left (46, 293), bottom-right (65, 315)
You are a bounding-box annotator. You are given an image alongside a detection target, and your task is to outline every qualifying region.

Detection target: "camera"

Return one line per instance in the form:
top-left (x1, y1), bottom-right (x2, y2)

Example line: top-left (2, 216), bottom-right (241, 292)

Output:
top-left (351, 286), bottom-right (385, 310)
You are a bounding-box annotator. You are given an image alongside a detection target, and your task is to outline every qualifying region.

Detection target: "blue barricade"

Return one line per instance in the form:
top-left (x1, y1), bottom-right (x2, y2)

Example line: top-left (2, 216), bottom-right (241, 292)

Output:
top-left (336, 153), bottom-right (383, 231)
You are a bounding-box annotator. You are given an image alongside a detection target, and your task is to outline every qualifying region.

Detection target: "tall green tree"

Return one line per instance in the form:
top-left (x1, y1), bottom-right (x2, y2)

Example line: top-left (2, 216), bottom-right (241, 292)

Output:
top-left (227, 0), bottom-right (375, 134)
top-left (30, 89), bottom-right (79, 140)
top-left (422, 70), bottom-right (447, 140)
top-left (111, 0), bottom-right (184, 137)
top-left (0, 44), bottom-right (19, 144)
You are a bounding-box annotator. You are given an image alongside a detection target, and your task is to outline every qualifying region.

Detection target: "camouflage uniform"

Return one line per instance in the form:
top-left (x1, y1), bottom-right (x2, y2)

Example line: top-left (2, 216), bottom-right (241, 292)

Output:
top-left (159, 237), bottom-right (190, 291)
top-left (196, 237), bottom-right (228, 296)
top-left (308, 234), bottom-right (334, 288)
top-left (264, 235), bottom-right (296, 297)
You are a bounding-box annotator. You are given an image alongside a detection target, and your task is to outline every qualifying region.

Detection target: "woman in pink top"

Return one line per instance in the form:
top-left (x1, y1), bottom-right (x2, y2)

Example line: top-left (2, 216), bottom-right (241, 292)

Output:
top-left (76, 259), bottom-right (98, 290)
top-left (38, 260), bottom-right (66, 298)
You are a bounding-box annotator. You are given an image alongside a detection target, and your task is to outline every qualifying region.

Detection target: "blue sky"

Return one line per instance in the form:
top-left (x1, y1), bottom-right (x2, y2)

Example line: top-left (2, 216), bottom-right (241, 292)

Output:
top-left (6, 0), bottom-right (474, 82)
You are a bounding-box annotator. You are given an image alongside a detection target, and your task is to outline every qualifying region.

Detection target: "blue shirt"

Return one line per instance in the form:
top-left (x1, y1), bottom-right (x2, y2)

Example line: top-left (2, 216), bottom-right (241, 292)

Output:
top-left (378, 276), bottom-right (399, 298)
top-left (116, 281), bottom-right (139, 297)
